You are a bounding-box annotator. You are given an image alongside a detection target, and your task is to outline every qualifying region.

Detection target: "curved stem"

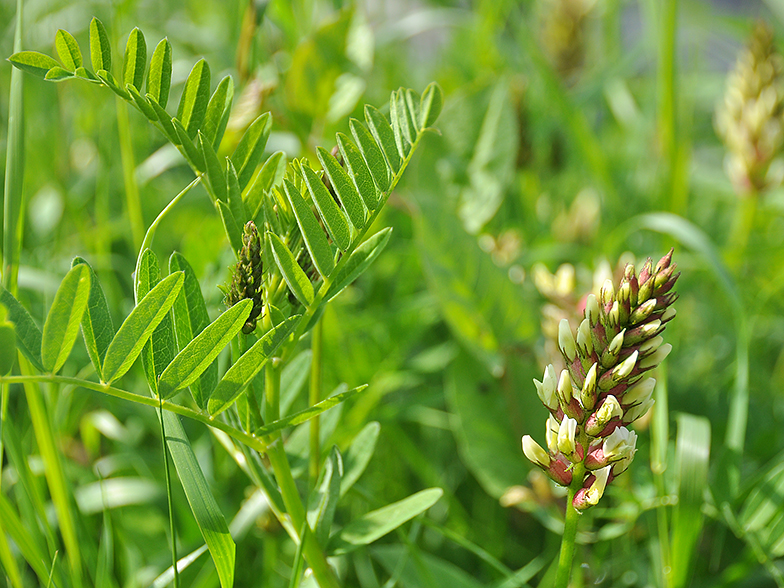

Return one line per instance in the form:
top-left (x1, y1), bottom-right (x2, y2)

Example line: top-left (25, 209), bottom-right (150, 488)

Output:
top-left (555, 464), bottom-right (584, 588)
top-left (309, 320), bottom-right (323, 488)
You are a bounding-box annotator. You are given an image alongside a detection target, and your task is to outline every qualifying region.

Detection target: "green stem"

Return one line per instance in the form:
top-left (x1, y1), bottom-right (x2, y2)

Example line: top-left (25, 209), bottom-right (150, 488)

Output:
top-left (309, 320), bottom-right (323, 488)
top-left (116, 97), bottom-right (145, 249)
top-left (652, 364), bottom-right (672, 588)
top-left (157, 394), bottom-right (179, 588)
top-left (727, 195), bottom-right (758, 271)
top-left (554, 463), bottom-right (584, 588)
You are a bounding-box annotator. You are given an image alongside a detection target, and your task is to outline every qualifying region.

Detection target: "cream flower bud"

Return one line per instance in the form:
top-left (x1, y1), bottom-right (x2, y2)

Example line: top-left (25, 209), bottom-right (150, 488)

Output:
top-left (639, 343), bottom-right (672, 369)
top-left (639, 335), bottom-right (663, 357)
top-left (577, 318), bottom-right (593, 356)
top-left (623, 397), bottom-right (654, 423)
top-left (661, 307), bottom-right (677, 323)
top-left (601, 329), bottom-right (625, 368)
top-left (545, 415), bottom-right (560, 453)
top-left (557, 417), bottom-right (578, 457)
top-left (573, 465), bottom-right (612, 510)
top-left (534, 365), bottom-right (559, 410)
top-left (558, 319), bottom-right (577, 362)
top-left (585, 293), bottom-right (600, 326)
top-left (522, 435), bottom-right (551, 468)
top-left (579, 363), bottom-right (598, 410)
top-left (557, 369), bottom-right (573, 406)
top-left (624, 377), bottom-right (656, 406)
top-left (586, 395), bottom-right (623, 436)
top-left (602, 426), bottom-right (637, 461)
top-left (613, 350), bottom-right (638, 381)
top-left (601, 279), bottom-right (615, 306)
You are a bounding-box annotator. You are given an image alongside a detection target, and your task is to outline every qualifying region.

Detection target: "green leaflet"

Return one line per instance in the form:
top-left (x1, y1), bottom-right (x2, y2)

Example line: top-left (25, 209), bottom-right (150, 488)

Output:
top-left (404, 88), bottom-right (422, 133)
top-left (267, 233), bottom-right (314, 305)
top-left (328, 488), bottom-right (443, 555)
top-left (419, 81), bottom-right (444, 128)
top-left (147, 95), bottom-right (179, 144)
top-left (217, 199), bottom-right (244, 254)
top-left (0, 321), bottom-right (15, 376)
top-left (135, 250), bottom-right (177, 394)
top-left (199, 131), bottom-right (227, 202)
top-left (89, 17), bottom-right (111, 72)
top-left (283, 179), bottom-right (335, 278)
top-left (364, 104), bottom-right (402, 173)
top-left (177, 58), bottom-right (211, 138)
top-left (201, 75), bottom-right (234, 149)
top-left (307, 447), bottom-right (343, 547)
top-left (337, 133), bottom-right (378, 211)
top-left (158, 299), bottom-right (253, 399)
top-left (127, 84), bottom-right (157, 122)
top-left (316, 146), bottom-right (366, 230)
top-left (389, 88), bottom-right (412, 159)
top-left (280, 350), bottom-right (312, 416)
top-left (172, 117), bottom-right (205, 171)
top-left (340, 421), bottom-right (380, 498)
top-left (169, 252), bottom-right (215, 409)
top-left (41, 264), bottom-right (91, 374)
top-left (122, 27), bottom-right (146, 91)
top-left (160, 410), bottom-right (235, 588)
top-left (102, 272), bottom-right (184, 383)
top-left (324, 227), bottom-right (392, 302)
top-left (43, 66), bottom-right (73, 82)
top-left (0, 285), bottom-right (44, 371)
top-left (208, 315), bottom-right (300, 415)
top-left (55, 29), bottom-right (82, 70)
top-left (8, 51), bottom-right (60, 78)
top-left (74, 66), bottom-right (100, 82)
top-left (147, 38), bottom-right (172, 108)
top-left (302, 165), bottom-right (351, 252)
top-left (97, 69), bottom-right (130, 100)
top-left (349, 118), bottom-right (391, 193)
top-left (226, 160), bottom-right (247, 226)
top-left (231, 112), bottom-right (272, 190)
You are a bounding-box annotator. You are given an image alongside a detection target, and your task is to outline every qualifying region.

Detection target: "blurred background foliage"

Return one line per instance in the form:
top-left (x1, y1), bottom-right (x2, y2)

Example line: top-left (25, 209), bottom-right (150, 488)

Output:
top-left (4, 0), bottom-right (784, 586)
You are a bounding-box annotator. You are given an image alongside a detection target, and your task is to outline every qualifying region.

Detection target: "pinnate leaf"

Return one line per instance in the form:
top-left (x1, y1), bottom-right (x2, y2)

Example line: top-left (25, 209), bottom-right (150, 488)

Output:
top-left (419, 82), bottom-right (444, 128)
top-left (302, 165), bottom-right (351, 251)
top-left (317, 146), bottom-right (365, 230)
top-left (364, 105), bottom-right (402, 172)
top-left (177, 58), bottom-right (211, 137)
top-left (337, 133), bottom-right (378, 211)
top-left (8, 51), bottom-right (60, 78)
top-left (283, 179), bottom-right (335, 278)
top-left (147, 38), bottom-right (172, 108)
top-left (202, 75), bottom-right (234, 149)
top-left (89, 18), bottom-right (111, 72)
top-left (0, 286), bottom-right (43, 371)
top-left (267, 233), bottom-right (314, 306)
top-left (122, 27), bottom-right (147, 91)
top-left (350, 119), bottom-right (391, 192)
top-left (71, 257), bottom-right (114, 380)
top-left (325, 227), bottom-right (392, 302)
top-left (231, 113), bottom-right (272, 190)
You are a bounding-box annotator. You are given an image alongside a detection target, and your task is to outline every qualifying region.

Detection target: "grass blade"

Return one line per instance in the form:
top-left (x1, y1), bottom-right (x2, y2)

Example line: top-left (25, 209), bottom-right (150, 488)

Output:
top-left (268, 233), bottom-right (314, 305)
top-left (102, 271), bottom-right (184, 383)
top-left (158, 299), bottom-right (253, 399)
top-left (208, 315), bottom-right (300, 415)
top-left (302, 165), bottom-right (351, 251)
top-left (317, 146), bottom-right (366, 230)
top-left (0, 285), bottom-right (43, 370)
top-left (177, 59), bottom-right (211, 138)
top-left (282, 179), bottom-right (335, 278)
top-left (41, 264), bottom-right (91, 373)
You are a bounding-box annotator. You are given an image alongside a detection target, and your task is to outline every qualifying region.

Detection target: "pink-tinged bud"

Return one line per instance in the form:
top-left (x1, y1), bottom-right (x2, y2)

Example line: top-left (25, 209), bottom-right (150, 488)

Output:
top-left (639, 343), bottom-right (671, 370)
top-left (522, 435), bottom-right (551, 468)
top-left (624, 264), bottom-right (639, 306)
top-left (557, 417), bottom-right (578, 459)
top-left (545, 415), bottom-right (560, 453)
top-left (623, 377), bottom-right (656, 407)
top-left (655, 248), bottom-right (673, 273)
top-left (579, 363), bottom-right (598, 410)
top-left (558, 319), bottom-right (577, 362)
top-left (629, 298), bottom-right (657, 325)
top-left (638, 258), bottom-right (653, 286)
top-left (577, 318), bottom-right (593, 358)
top-left (586, 395), bottom-right (623, 435)
top-left (623, 397), bottom-right (654, 423)
top-left (606, 301), bottom-right (621, 331)
top-left (585, 294), bottom-right (600, 326)
top-left (657, 272), bottom-right (680, 296)
top-left (547, 456), bottom-right (573, 486)
top-left (573, 466), bottom-right (612, 510)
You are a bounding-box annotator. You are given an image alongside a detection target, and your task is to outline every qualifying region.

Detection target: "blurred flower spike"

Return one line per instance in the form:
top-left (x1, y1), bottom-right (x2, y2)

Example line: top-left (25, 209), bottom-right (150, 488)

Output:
top-left (522, 250), bottom-right (679, 511)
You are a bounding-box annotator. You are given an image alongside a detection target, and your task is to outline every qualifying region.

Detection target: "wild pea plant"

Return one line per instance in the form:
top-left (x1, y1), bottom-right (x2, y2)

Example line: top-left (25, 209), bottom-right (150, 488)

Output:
top-left (1, 17), bottom-right (443, 588)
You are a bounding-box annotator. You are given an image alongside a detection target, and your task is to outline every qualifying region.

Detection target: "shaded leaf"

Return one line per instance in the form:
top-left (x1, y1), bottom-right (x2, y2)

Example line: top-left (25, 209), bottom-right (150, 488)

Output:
top-left (122, 27), bottom-right (147, 91)
top-left (177, 59), bottom-right (211, 137)
top-left (208, 315), bottom-right (300, 415)
top-left (308, 447), bottom-right (343, 546)
top-left (102, 272), bottom-right (184, 383)
top-left (217, 199), bottom-right (244, 254)
top-left (364, 104), bottom-right (402, 173)
top-left (268, 233), bottom-right (314, 305)
top-left (389, 88), bottom-right (412, 158)
top-left (325, 227), bottom-right (391, 302)
top-left (147, 95), bottom-right (179, 144)
top-left (302, 165), bottom-right (351, 251)
top-left (146, 38), bottom-right (172, 108)
top-left (340, 421), bottom-right (380, 498)
top-left (44, 66), bottom-right (74, 81)
top-left (0, 322), bottom-right (15, 376)
top-left (0, 285), bottom-right (44, 370)
top-left (419, 82), bottom-right (444, 128)
top-left (337, 133), bottom-right (378, 211)
top-left (350, 119), bottom-right (391, 192)
top-left (96, 69), bottom-right (130, 100)
top-left (227, 160), bottom-right (247, 226)
top-left (89, 17), bottom-right (111, 72)
top-left (127, 84), bottom-right (157, 121)
top-left (173, 117), bottom-right (206, 171)
top-left (231, 113), bottom-right (272, 190)
top-left (8, 51), bottom-right (60, 78)
top-left (71, 257), bottom-right (114, 381)
top-left (283, 179), bottom-right (335, 278)
top-left (202, 75), bottom-right (234, 149)
top-left (199, 131), bottom-right (227, 202)
top-left (41, 265), bottom-right (91, 373)
top-left (55, 29), bottom-right (82, 70)
top-left (317, 146), bottom-right (366, 230)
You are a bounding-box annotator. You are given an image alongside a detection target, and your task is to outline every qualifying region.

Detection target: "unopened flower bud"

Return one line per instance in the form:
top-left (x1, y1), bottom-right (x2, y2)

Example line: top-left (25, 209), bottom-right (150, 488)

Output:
top-left (639, 343), bottom-right (671, 369)
top-left (601, 329), bottom-right (625, 368)
top-left (557, 369), bottom-right (573, 406)
top-left (655, 249), bottom-right (673, 274)
top-left (585, 294), bottom-right (600, 326)
top-left (545, 415), bottom-right (560, 453)
top-left (629, 298), bottom-right (657, 325)
top-left (577, 318), bottom-right (593, 357)
top-left (639, 335), bottom-right (663, 357)
top-left (601, 279), bottom-right (615, 307)
top-left (625, 320), bottom-right (662, 346)
top-left (557, 417), bottom-right (578, 458)
top-left (623, 377), bottom-right (656, 407)
top-left (613, 350), bottom-right (638, 381)
top-left (586, 395), bottom-right (623, 435)
top-left (522, 435), bottom-right (551, 469)
top-left (573, 466), bottom-right (612, 510)
top-left (558, 318), bottom-right (577, 362)
top-left (661, 307), bottom-right (676, 323)
top-left (603, 426), bottom-right (637, 461)
top-left (534, 365), bottom-right (559, 410)
top-left (606, 301), bottom-right (620, 330)
top-left (623, 397), bottom-right (654, 423)
top-left (580, 363), bottom-right (598, 410)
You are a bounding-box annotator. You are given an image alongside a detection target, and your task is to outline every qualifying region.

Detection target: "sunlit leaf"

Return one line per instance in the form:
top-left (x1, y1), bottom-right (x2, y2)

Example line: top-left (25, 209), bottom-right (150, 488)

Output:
top-left (146, 38), bottom-right (172, 108)
top-left (302, 165), bottom-right (351, 251)
top-left (89, 17), bottom-right (111, 72)
top-left (122, 27), bottom-right (146, 91)
top-left (55, 29), bottom-right (82, 70)
top-left (177, 59), bottom-right (211, 137)
top-left (317, 146), bottom-right (366, 230)
top-left (8, 51), bottom-right (60, 78)
top-left (282, 179), bottom-right (335, 278)
top-left (268, 233), bottom-right (314, 305)
top-left (41, 264), bottom-right (91, 373)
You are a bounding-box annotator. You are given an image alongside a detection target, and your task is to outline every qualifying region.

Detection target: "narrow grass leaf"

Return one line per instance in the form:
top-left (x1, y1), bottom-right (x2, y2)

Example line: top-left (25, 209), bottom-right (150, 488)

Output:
top-left (158, 299), bottom-right (253, 398)
top-left (172, 117), bottom-right (205, 171)
top-left (41, 264), bottom-right (91, 373)
top-left (199, 131), bottom-right (227, 202)
top-left (267, 233), bottom-right (314, 305)
top-left (55, 29), bottom-right (82, 70)
top-left (671, 413), bottom-right (710, 588)
top-left (364, 105), bottom-right (402, 172)
top-left (350, 119), bottom-right (391, 192)
top-left (208, 315), bottom-right (300, 415)
top-left (328, 488), bottom-right (443, 555)
top-left (89, 17), bottom-right (111, 72)
top-left (280, 350), bottom-right (312, 415)
top-left (146, 38), bottom-right (172, 108)
top-left (127, 84), bottom-right (157, 121)
top-left (325, 227), bottom-right (392, 302)
top-left (317, 146), bottom-right (366, 230)
top-left (217, 199), bottom-right (244, 253)
top-left (201, 75), bottom-right (234, 149)
top-left (169, 252), bottom-right (215, 408)
top-left (308, 446), bottom-right (343, 546)
top-left (161, 410), bottom-right (235, 588)
top-left (122, 28), bottom-right (146, 91)
top-left (419, 82), bottom-right (444, 128)
top-left (177, 58), bottom-right (211, 137)
top-left (0, 322), bottom-right (15, 375)
top-left (340, 421), bottom-right (380, 497)
top-left (102, 272), bottom-right (184, 383)
top-left (337, 133), bottom-right (379, 211)
top-left (254, 385), bottom-right (366, 437)
top-left (8, 51), bottom-right (60, 78)
top-left (0, 285), bottom-right (43, 370)
top-left (302, 165), bottom-right (351, 251)
top-left (288, 522), bottom-right (309, 588)
top-left (0, 492), bottom-right (48, 584)
top-left (147, 95), bottom-right (179, 144)
top-left (231, 112), bottom-right (272, 190)
top-left (71, 258), bottom-right (114, 386)
top-left (283, 179), bottom-right (334, 277)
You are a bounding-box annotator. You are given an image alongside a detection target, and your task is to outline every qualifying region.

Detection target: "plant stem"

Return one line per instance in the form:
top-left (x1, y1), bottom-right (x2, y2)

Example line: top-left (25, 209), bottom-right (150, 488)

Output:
top-left (652, 364), bottom-right (673, 588)
top-left (157, 394), bottom-right (179, 588)
top-left (116, 97), bottom-right (145, 249)
top-left (727, 194), bottom-right (758, 271)
top-left (554, 463), bottom-right (584, 588)
top-left (309, 320), bottom-right (323, 488)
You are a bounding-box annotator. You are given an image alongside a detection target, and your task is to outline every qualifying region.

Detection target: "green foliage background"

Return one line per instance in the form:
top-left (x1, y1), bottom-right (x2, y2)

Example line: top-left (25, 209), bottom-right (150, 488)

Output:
top-left (2, 0), bottom-right (784, 586)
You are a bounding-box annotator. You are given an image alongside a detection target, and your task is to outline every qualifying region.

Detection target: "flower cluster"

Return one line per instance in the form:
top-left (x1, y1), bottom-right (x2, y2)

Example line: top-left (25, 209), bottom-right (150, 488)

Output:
top-left (224, 221), bottom-right (264, 334)
top-left (716, 22), bottom-right (784, 195)
top-left (522, 250), bottom-right (679, 510)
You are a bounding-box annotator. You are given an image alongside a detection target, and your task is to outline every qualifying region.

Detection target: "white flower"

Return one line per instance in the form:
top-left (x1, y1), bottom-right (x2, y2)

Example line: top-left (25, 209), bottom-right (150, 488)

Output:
top-left (522, 435), bottom-right (551, 468)
top-left (602, 426), bottom-right (637, 461)
top-left (557, 417), bottom-right (578, 457)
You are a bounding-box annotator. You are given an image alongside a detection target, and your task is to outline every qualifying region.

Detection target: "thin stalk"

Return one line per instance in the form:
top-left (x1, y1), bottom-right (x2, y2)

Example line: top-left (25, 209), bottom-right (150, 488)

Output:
top-left (727, 195), bottom-right (758, 271)
top-left (264, 360), bottom-right (340, 588)
top-left (116, 98), bottom-right (145, 248)
top-left (554, 462), bottom-right (585, 588)
top-left (651, 364), bottom-right (672, 588)
top-left (656, 0), bottom-right (680, 211)
top-left (309, 320), bottom-right (323, 487)
top-left (158, 394), bottom-right (179, 588)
